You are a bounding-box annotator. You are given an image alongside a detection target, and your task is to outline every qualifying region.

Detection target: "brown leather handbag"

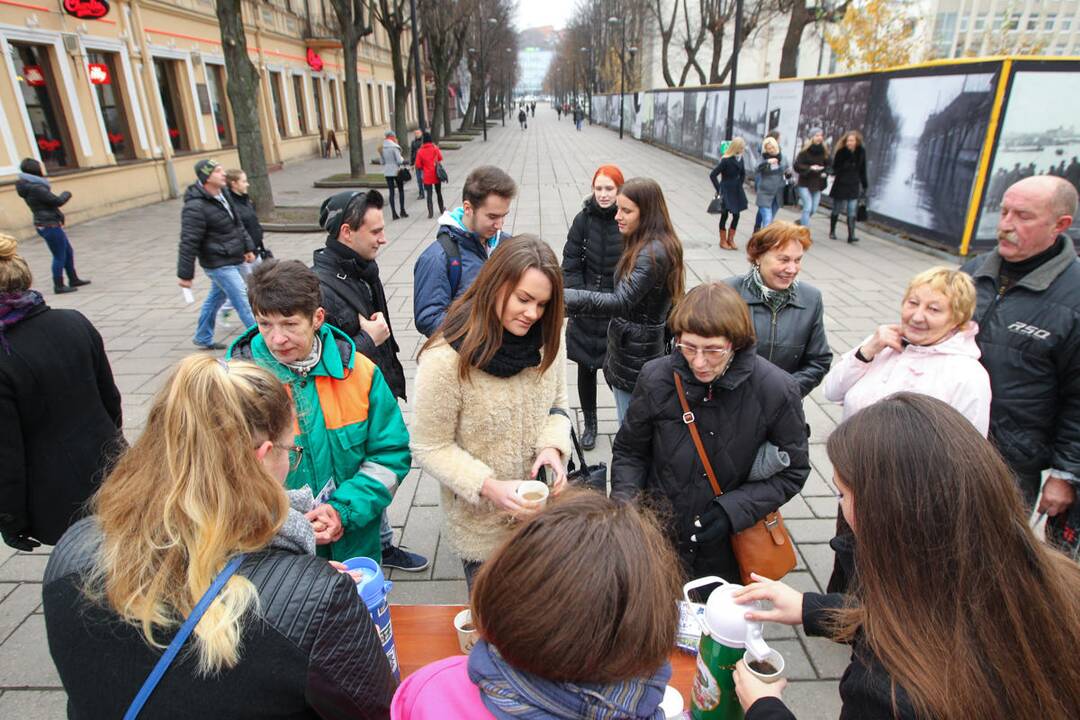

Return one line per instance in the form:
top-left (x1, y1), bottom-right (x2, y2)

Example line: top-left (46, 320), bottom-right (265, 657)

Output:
top-left (673, 372), bottom-right (796, 584)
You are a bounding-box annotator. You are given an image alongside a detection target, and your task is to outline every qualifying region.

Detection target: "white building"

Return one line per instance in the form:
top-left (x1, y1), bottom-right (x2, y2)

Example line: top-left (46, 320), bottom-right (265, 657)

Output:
top-left (517, 47), bottom-right (554, 96)
top-left (927, 0), bottom-right (1080, 58)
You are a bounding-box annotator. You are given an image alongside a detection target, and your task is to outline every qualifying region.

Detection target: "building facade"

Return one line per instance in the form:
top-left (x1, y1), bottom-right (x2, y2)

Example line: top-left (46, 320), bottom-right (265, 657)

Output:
top-left (928, 0), bottom-right (1080, 58)
top-left (1, 0), bottom-right (415, 238)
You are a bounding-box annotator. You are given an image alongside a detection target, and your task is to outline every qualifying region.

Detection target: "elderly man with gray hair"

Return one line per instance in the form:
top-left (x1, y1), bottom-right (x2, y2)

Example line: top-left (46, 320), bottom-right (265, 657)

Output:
top-left (961, 174), bottom-right (1080, 554)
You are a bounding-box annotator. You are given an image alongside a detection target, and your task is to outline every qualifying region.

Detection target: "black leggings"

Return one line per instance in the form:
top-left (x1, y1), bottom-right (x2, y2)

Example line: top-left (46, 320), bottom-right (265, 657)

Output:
top-left (577, 365), bottom-right (598, 415)
top-left (385, 176), bottom-right (405, 215)
top-left (425, 183), bottom-right (445, 216)
top-left (719, 210), bottom-right (741, 231)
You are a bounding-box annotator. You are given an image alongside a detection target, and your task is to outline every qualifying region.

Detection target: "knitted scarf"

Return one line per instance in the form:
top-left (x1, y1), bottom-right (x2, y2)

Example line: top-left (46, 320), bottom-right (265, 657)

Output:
top-left (0, 290), bottom-right (45, 354)
top-left (451, 323), bottom-right (543, 378)
top-left (745, 266), bottom-right (797, 314)
top-left (467, 640), bottom-right (670, 720)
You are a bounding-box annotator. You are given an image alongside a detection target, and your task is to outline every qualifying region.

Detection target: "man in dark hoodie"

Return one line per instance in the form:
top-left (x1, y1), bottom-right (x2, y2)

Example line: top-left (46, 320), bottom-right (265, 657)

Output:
top-left (177, 158), bottom-right (256, 350)
top-left (312, 190), bottom-right (429, 572)
top-left (15, 158), bottom-right (90, 294)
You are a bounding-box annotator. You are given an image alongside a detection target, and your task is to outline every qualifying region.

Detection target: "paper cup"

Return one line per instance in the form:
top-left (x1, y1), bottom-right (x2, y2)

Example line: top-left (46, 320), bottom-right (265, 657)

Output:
top-left (454, 608), bottom-right (478, 654)
top-left (515, 480), bottom-right (549, 508)
top-left (743, 648), bottom-right (785, 684)
top-left (660, 685), bottom-right (685, 719)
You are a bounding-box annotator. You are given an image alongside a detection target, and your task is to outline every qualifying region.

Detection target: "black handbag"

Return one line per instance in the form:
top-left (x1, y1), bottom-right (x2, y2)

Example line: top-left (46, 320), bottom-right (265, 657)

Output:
top-left (436, 162), bottom-right (449, 184)
top-left (550, 408), bottom-right (608, 494)
top-left (856, 197), bottom-right (869, 221)
top-left (397, 166), bottom-right (412, 183)
top-left (706, 196), bottom-right (725, 215)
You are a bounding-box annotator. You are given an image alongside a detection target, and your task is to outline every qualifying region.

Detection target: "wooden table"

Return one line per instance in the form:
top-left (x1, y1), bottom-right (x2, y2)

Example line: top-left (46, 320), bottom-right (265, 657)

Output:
top-left (390, 604), bottom-right (698, 707)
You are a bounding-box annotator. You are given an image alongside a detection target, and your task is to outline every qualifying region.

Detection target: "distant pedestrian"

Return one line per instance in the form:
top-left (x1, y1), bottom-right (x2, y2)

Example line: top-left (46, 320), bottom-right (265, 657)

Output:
top-left (225, 169), bottom-right (270, 261)
top-left (574, 107), bottom-right (584, 131)
top-left (557, 105), bottom-right (562, 120)
top-left (709, 137), bottom-right (749, 251)
top-left (410, 129), bottom-right (425, 200)
top-left (754, 137), bottom-right (789, 229)
top-left (754, 131), bottom-right (783, 232)
top-left (518, 108), bottom-right (527, 130)
top-left (793, 128), bottom-right (830, 227)
top-left (381, 130), bottom-right (409, 220)
top-left (829, 130), bottom-right (868, 243)
top-left (15, 158), bottom-right (90, 294)
top-left (530, 102), bottom-right (536, 117)
top-left (413, 132), bottom-right (445, 219)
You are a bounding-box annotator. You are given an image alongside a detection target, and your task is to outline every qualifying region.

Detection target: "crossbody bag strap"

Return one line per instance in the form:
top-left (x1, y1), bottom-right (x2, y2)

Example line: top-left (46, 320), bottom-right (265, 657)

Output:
top-left (547, 407), bottom-right (586, 469)
top-left (123, 554), bottom-right (247, 720)
top-left (673, 372), bottom-right (723, 498)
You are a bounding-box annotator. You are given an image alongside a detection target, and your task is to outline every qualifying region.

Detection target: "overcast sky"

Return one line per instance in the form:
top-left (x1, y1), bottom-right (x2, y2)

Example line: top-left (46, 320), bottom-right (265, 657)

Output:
top-left (516, 0), bottom-right (578, 30)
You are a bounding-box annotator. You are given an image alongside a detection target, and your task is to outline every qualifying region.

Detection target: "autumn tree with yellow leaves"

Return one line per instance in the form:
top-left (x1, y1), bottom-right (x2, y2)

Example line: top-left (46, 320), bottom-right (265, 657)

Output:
top-left (826, 0), bottom-right (921, 71)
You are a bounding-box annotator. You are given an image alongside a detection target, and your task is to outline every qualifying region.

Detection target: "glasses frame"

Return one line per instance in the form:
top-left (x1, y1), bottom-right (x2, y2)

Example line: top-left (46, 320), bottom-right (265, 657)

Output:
top-left (675, 342), bottom-right (733, 361)
top-left (274, 443), bottom-right (304, 470)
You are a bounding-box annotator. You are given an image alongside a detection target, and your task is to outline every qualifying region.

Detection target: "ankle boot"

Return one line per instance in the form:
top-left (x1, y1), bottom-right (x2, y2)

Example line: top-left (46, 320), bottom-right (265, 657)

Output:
top-left (581, 410), bottom-right (598, 451)
top-left (829, 214), bottom-right (838, 239)
top-left (54, 281), bottom-right (77, 294)
top-left (847, 215), bottom-right (858, 243)
top-left (718, 227), bottom-right (727, 249)
top-left (727, 227), bottom-right (738, 250)
top-left (69, 276), bottom-right (91, 287)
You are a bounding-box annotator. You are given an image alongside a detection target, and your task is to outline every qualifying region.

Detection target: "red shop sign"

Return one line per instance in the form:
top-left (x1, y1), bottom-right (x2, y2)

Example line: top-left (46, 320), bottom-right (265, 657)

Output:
top-left (23, 65), bottom-right (45, 86)
top-left (63, 0), bottom-right (111, 19)
top-left (87, 63), bottom-right (110, 85)
top-left (306, 48), bottom-right (324, 72)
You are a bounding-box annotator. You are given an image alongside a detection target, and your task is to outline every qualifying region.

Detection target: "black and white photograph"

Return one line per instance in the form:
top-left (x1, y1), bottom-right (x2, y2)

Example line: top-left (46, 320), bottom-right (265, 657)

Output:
top-left (703, 90), bottom-right (728, 161)
top-left (681, 90), bottom-right (705, 158)
top-left (864, 72), bottom-right (995, 247)
top-left (765, 80), bottom-right (805, 162)
top-left (796, 79), bottom-right (871, 152)
top-left (665, 92), bottom-right (684, 149)
top-left (652, 91), bottom-right (669, 146)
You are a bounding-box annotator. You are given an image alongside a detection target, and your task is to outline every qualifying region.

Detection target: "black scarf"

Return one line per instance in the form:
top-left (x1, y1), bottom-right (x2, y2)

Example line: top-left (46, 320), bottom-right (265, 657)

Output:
top-left (451, 322), bottom-right (543, 378)
top-left (326, 238), bottom-right (394, 338)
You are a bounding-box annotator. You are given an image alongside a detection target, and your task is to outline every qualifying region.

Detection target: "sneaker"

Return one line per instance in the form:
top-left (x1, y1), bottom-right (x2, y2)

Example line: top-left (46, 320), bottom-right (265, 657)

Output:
top-left (381, 545), bottom-right (430, 572)
top-left (193, 341), bottom-right (226, 351)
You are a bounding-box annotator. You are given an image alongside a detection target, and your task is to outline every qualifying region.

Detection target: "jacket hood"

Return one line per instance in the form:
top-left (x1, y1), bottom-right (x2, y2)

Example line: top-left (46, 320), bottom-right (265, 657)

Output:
top-left (15, 173), bottom-right (50, 197)
top-left (382, 139), bottom-right (401, 149)
top-left (900, 322), bottom-right (982, 359)
top-left (228, 322), bottom-right (356, 375)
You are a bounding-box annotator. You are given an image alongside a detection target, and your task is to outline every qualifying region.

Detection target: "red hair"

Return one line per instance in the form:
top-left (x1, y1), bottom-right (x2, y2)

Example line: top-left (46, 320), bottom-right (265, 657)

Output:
top-left (592, 165), bottom-right (625, 188)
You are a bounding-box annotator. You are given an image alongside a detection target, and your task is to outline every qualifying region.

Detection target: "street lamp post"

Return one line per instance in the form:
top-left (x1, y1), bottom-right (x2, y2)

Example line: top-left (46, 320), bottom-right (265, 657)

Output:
top-left (724, 0), bottom-right (744, 141)
top-left (408, 0), bottom-right (425, 130)
top-left (580, 46), bottom-right (592, 124)
top-left (608, 16), bottom-right (628, 140)
top-left (504, 47), bottom-right (512, 126)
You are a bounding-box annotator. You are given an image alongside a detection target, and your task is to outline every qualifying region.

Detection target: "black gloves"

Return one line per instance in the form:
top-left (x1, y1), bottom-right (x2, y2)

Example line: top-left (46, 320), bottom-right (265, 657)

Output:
top-left (2, 531), bottom-right (41, 552)
top-left (691, 499), bottom-right (733, 544)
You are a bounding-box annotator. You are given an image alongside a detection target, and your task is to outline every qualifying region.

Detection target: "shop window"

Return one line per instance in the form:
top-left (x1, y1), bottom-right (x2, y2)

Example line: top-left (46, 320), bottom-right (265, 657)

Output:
top-left (292, 74), bottom-right (309, 134)
top-left (329, 78), bottom-right (340, 129)
top-left (366, 83), bottom-right (375, 126)
top-left (86, 51), bottom-right (135, 161)
top-left (269, 71), bottom-right (288, 137)
top-left (9, 42), bottom-right (74, 169)
top-left (312, 77), bottom-right (326, 136)
top-left (206, 64), bottom-right (233, 147)
top-left (154, 58), bottom-right (190, 151)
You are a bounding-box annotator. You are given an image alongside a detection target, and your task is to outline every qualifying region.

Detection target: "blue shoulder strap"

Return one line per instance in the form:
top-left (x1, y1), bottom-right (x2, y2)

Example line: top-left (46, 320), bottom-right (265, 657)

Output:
top-left (123, 554), bottom-right (247, 720)
top-left (436, 227), bottom-right (462, 297)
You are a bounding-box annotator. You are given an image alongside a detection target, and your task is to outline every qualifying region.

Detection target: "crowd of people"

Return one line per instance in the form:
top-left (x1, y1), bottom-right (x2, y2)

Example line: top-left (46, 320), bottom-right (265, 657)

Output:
top-left (3, 118), bottom-right (1080, 718)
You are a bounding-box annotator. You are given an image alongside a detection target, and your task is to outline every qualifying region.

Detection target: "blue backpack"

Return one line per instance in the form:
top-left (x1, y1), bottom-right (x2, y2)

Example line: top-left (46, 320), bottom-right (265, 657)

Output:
top-left (436, 227), bottom-right (462, 297)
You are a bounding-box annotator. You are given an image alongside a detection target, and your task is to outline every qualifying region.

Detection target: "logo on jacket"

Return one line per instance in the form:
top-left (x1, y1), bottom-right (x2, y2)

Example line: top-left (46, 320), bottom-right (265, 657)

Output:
top-left (1008, 321), bottom-right (1051, 340)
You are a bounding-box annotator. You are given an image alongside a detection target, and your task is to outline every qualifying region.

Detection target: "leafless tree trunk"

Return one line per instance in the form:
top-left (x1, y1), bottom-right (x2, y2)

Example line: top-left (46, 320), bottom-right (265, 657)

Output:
top-left (329, 0), bottom-right (374, 177)
top-left (651, 0), bottom-right (680, 87)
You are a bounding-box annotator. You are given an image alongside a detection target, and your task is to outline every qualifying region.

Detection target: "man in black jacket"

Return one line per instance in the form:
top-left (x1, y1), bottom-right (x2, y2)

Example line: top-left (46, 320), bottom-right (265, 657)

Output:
top-left (312, 190), bottom-right (428, 573)
top-left (177, 158), bottom-right (255, 350)
top-left (961, 175), bottom-right (1080, 547)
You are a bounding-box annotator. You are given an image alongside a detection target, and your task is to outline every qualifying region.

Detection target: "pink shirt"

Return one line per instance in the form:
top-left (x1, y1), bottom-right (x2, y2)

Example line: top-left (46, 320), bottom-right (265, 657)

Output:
top-left (391, 655), bottom-right (494, 720)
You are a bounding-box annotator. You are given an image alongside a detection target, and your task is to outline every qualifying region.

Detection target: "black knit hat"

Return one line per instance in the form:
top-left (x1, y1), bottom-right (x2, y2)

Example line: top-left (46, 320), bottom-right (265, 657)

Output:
top-left (194, 158), bottom-right (220, 184)
top-left (319, 190), bottom-right (384, 238)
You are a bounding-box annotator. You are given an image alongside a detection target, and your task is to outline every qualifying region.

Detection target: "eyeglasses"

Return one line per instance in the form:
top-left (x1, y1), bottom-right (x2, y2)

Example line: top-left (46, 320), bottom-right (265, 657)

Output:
top-left (675, 343), bottom-right (733, 361)
top-left (274, 443), bottom-right (304, 470)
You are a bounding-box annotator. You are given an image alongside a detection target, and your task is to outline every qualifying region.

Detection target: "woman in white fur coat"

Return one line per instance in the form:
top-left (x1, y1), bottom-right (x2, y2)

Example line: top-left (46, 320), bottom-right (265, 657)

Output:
top-left (411, 235), bottom-right (573, 587)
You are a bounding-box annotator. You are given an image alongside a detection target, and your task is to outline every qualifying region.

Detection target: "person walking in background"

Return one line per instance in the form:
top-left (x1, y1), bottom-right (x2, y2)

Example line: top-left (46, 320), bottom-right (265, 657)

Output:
top-left (556, 104), bottom-right (563, 121)
top-left (562, 164), bottom-right (625, 450)
top-left (410, 129), bottom-right (425, 200)
top-left (574, 106), bottom-right (584, 131)
top-left (178, 159), bottom-right (256, 351)
top-left (530, 101), bottom-right (536, 117)
top-left (225, 169), bottom-right (270, 261)
top-left (413, 132), bottom-right (445, 219)
top-left (732, 394), bottom-right (1080, 720)
top-left (710, 138), bottom-right (749, 251)
top-left (754, 137), bottom-right (789, 230)
top-left (0, 234), bottom-right (122, 552)
top-left (724, 222), bottom-right (831, 397)
top-left (794, 128), bottom-right (830, 227)
top-left (564, 178), bottom-right (685, 424)
top-left (410, 236), bottom-right (572, 589)
top-left (518, 107), bottom-right (527, 130)
top-left (754, 131), bottom-right (784, 232)
top-left (829, 130), bottom-right (868, 243)
top-left (15, 158), bottom-right (90, 294)
top-left (381, 130), bottom-right (409, 220)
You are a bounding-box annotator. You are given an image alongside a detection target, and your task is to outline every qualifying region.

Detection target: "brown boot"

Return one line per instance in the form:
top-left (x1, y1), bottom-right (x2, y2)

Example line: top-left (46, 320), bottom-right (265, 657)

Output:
top-left (726, 227), bottom-right (738, 250)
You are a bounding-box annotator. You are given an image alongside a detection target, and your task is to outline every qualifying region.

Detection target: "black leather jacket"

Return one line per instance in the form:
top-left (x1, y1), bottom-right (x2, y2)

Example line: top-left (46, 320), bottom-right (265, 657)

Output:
top-left (15, 174), bottom-right (71, 226)
top-left (562, 196), bottom-right (621, 369)
top-left (177, 183), bottom-right (253, 280)
top-left (565, 239), bottom-right (674, 392)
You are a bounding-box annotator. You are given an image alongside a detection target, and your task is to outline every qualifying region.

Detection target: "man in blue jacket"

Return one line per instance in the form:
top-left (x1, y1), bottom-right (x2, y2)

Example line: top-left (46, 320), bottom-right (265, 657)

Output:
top-left (412, 166), bottom-right (517, 336)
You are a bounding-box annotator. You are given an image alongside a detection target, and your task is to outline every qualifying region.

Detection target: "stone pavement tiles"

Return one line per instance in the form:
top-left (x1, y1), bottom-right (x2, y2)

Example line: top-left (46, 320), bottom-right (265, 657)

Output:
top-left (1, 107), bottom-right (950, 717)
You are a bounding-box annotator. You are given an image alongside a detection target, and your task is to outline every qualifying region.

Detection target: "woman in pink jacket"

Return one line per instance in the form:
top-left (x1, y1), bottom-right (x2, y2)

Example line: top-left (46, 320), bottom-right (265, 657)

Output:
top-left (391, 491), bottom-right (682, 720)
top-left (823, 266), bottom-right (991, 436)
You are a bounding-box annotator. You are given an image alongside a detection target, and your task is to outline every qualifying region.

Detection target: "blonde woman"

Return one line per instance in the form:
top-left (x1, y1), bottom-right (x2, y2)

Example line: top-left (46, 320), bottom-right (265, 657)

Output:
top-left (709, 137), bottom-right (749, 250)
top-left (42, 355), bottom-right (395, 718)
top-left (754, 137), bottom-right (790, 229)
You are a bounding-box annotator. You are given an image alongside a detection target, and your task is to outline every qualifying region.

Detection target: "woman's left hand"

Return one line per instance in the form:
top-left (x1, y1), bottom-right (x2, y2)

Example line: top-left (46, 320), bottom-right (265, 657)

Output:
top-left (733, 659), bottom-right (786, 710)
top-left (532, 447), bottom-right (567, 494)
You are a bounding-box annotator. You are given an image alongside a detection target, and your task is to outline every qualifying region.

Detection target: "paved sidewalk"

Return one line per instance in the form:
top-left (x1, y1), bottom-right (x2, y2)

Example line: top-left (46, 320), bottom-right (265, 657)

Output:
top-left (0, 108), bottom-right (949, 718)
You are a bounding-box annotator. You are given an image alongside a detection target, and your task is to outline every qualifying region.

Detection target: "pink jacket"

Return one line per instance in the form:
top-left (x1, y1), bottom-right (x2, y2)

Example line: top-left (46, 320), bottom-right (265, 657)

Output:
top-left (822, 323), bottom-right (991, 436)
top-left (391, 656), bottom-right (494, 720)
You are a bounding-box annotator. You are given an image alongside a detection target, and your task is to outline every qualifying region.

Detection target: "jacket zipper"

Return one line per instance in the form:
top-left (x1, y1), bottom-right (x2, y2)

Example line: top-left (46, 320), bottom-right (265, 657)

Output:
top-left (979, 280), bottom-right (1009, 330)
top-left (768, 309), bottom-right (779, 362)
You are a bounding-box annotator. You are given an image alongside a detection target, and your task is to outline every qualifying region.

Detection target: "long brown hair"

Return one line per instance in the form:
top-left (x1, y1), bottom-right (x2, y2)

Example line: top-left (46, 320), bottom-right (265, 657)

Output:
top-left (826, 393), bottom-right (1080, 720)
top-left (615, 178), bottom-right (685, 303)
top-left (420, 234), bottom-right (564, 382)
top-left (471, 490), bottom-right (682, 683)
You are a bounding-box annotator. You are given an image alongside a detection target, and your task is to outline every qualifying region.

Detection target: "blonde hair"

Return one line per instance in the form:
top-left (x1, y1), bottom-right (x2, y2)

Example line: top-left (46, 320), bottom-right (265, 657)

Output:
top-left (89, 355), bottom-right (292, 674)
top-left (762, 137), bottom-right (779, 154)
top-left (723, 137), bottom-right (746, 157)
top-left (0, 234), bottom-right (32, 293)
top-left (904, 266), bottom-right (977, 327)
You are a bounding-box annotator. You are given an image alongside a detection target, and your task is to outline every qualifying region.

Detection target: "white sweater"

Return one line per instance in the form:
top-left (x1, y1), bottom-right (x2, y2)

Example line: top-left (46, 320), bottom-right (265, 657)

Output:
top-left (410, 340), bottom-right (572, 561)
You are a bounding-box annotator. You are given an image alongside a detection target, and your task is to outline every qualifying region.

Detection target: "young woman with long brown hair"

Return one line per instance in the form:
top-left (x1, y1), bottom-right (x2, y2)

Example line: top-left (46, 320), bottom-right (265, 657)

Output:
top-left (411, 234), bottom-right (572, 588)
top-left (732, 393), bottom-right (1080, 720)
top-left (565, 177), bottom-right (685, 424)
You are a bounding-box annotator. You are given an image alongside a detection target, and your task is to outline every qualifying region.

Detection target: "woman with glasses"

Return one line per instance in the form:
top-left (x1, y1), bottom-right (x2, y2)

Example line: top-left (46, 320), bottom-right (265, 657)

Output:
top-left (611, 282), bottom-right (810, 582)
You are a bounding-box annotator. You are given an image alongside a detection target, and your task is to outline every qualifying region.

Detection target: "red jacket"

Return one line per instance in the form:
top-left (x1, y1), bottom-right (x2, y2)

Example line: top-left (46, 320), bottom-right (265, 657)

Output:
top-left (414, 143), bottom-right (443, 185)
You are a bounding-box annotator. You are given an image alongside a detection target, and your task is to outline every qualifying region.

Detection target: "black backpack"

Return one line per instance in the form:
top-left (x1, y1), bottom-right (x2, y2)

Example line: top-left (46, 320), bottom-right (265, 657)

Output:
top-left (436, 227), bottom-right (462, 297)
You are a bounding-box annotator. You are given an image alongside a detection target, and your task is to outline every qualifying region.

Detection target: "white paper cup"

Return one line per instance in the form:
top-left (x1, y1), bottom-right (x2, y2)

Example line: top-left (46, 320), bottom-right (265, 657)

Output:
top-left (660, 685), bottom-right (685, 719)
top-left (515, 480), bottom-right (549, 508)
top-left (453, 608), bottom-right (478, 654)
top-left (743, 648), bottom-right (785, 684)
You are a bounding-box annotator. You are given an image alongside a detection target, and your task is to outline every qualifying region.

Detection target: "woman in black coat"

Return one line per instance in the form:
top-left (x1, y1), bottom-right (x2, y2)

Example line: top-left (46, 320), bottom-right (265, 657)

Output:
top-left (0, 235), bottom-right (122, 551)
top-left (610, 283), bottom-right (809, 581)
top-left (828, 131), bottom-right (868, 243)
top-left (793, 129), bottom-right (831, 227)
top-left (709, 138), bottom-right (749, 251)
top-left (14, 158), bottom-right (90, 294)
top-left (561, 165), bottom-right (625, 449)
top-left (226, 169), bottom-right (270, 259)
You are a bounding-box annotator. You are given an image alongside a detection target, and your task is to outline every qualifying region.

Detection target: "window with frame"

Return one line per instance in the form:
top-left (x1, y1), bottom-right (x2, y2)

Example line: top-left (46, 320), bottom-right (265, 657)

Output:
top-left (269, 71), bottom-right (288, 137)
top-left (1045, 14), bottom-right (1057, 31)
top-left (1027, 16), bottom-right (1038, 31)
top-left (154, 58), bottom-right (190, 151)
top-left (329, 78), bottom-right (340, 129)
top-left (312, 77), bottom-right (326, 135)
top-left (87, 51), bottom-right (135, 161)
top-left (379, 84), bottom-right (387, 124)
top-left (206, 64), bottom-right (233, 147)
top-left (1063, 18), bottom-right (1073, 31)
top-left (974, 13), bottom-right (986, 31)
top-left (9, 42), bottom-right (74, 169)
top-left (959, 16), bottom-right (969, 32)
top-left (292, 74), bottom-right (309, 134)
top-left (992, 13), bottom-right (1004, 31)
top-left (366, 83), bottom-right (375, 126)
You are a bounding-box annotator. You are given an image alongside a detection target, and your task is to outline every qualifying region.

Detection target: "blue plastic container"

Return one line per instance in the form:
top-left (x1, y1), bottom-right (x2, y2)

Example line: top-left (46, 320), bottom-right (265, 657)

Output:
top-left (342, 556), bottom-right (399, 681)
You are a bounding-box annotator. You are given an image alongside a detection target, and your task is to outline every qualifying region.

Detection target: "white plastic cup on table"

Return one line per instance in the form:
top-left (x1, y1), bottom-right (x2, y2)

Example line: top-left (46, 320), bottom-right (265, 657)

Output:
top-left (454, 608), bottom-right (478, 654)
top-left (742, 648), bottom-right (785, 683)
top-left (660, 685), bottom-right (686, 718)
top-left (515, 480), bottom-right (549, 508)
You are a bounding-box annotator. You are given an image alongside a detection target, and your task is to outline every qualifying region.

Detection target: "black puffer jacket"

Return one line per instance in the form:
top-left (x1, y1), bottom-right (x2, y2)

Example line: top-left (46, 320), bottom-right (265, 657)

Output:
top-left (43, 518), bottom-right (396, 719)
top-left (229, 191), bottom-right (266, 255)
top-left (961, 238), bottom-right (1080, 477)
top-left (312, 239), bottom-right (407, 400)
top-left (565, 239), bottom-right (676, 392)
top-left (177, 183), bottom-right (253, 280)
top-left (15, 173), bottom-right (71, 226)
top-left (829, 145), bottom-right (868, 200)
top-left (610, 349), bottom-right (809, 581)
top-left (794, 143), bottom-right (831, 192)
top-left (562, 196), bottom-right (622, 369)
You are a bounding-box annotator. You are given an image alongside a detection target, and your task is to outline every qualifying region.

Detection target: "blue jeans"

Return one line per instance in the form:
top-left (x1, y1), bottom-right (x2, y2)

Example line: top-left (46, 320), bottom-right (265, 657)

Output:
top-left (831, 198), bottom-right (857, 219)
top-left (613, 387), bottom-right (633, 426)
top-left (758, 205), bottom-right (775, 227)
top-left (36, 225), bottom-right (76, 285)
top-left (194, 264), bottom-right (255, 346)
top-left (797, 187), bottom-right (821, 226)
top-left (380, 511), bottom-right (394, 550)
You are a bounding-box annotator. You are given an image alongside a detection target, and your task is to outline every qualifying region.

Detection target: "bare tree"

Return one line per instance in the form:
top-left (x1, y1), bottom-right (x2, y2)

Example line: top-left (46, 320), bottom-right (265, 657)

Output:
top-left (778, 0), bottom-right (849, 78)
top-left (703, 0), bottom-right (782, 83)
top-left (369, 0), bottom-right (416, 142)
top-left (678, 0), bottom-right (708, 86)
top-left (328, 0), bottom-right (374, 177)
top-left (214, 0), bottom-right (274, 213)
top-left (650, 0), bottom-right (680, 87)
top-left (419, 0), bottom-right (471, 140)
